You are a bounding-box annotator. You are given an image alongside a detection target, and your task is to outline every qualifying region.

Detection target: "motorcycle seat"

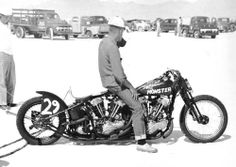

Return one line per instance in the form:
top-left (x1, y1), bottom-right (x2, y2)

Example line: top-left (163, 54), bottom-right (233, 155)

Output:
top-left (75, 95), bottom-right (92, 103)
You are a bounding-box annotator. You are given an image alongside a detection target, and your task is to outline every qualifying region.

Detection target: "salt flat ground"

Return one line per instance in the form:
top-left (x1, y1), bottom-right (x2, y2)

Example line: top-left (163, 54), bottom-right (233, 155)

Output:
top-left (0, 31), bottom-right (236, 167)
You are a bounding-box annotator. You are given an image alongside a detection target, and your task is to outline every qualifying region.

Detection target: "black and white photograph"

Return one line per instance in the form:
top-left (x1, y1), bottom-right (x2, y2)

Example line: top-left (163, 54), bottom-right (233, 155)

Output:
top-left (0, 0), bottom-right (235, 166)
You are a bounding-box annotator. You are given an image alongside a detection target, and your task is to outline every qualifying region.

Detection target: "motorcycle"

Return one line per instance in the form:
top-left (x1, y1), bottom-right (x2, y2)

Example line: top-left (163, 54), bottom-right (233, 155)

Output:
top-left (16, 69), bottom-right (228, 145)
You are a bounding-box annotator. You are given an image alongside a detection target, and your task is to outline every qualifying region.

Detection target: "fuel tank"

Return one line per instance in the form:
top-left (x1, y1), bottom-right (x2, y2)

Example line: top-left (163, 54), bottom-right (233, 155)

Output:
top-left (136, 76), bottom-right (173, 95)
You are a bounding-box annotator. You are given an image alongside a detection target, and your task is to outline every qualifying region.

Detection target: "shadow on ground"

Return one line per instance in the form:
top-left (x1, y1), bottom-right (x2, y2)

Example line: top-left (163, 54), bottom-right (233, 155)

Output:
top-left (0, 160), bottom-right (9, 167)
top-left (55, 130), bottom-right (231, 146)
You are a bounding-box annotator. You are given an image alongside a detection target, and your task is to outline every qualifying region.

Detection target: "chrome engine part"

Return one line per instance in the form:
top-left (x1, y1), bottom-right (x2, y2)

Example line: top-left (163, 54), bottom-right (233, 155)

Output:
top-left (157, 95), bottom-right (170, 107)
top-left (102, 120), bottom-right (125, 135)
top-left (76, 126), bottom-right (87, 134)
top-left (147, 119), bottom-right (168, 134)
top-left (90, 97), bottom-right (106, 117)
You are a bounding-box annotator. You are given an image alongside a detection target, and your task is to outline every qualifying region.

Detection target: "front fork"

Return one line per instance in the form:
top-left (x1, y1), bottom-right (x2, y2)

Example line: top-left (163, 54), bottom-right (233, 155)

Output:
top-left (181, 90), bottom-right (207, 124)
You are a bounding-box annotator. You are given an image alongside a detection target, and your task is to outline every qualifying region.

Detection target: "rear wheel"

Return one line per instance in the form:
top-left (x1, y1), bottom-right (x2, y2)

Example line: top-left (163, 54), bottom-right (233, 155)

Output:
top-left (16, 97), bottom-right (67, 145)
top-left (180, 95), bottom-right (228, 143)
top-left (15, 26), bottom-right (25, 38)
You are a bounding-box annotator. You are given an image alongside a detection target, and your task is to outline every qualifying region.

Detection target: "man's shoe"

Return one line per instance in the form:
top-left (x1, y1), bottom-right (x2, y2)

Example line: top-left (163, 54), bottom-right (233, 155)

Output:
top-left (136, 143), bottom-right (158, 153)
top-left (7, 103), bottom-right (18, 107)
top-left (0, 105), bottom-right (7, 110)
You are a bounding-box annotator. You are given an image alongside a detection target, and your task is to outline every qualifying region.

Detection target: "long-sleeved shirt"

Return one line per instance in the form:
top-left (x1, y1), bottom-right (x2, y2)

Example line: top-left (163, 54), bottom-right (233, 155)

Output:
top-left (98, 36), bottom-right (127, 90)
top-left (0, 22), bottom-right (13, 55)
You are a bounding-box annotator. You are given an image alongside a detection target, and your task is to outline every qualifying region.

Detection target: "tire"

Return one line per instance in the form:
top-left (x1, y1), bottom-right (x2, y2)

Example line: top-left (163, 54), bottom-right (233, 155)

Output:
top-left (194, 31), bottom-right (200, 38)
top-left (180, 95), bottom-right (228, 143)
top-left (65, 34), bottom-right (69, 40)
top-left (230, 24), bottom-right (235, 32)
top-left (16, 97), bottom-right (67, 145)
top-left (182, 30), bottom-right (188, 37)
top-left (34, 34), bottom-right (42, 38)
top-left (15, 26), bottom-right (25, 38)
top-left (211, 35), bottom-right (216, 39)
top-left (73, 35), bottom-right (78, 38)
top-left (85, 30), bottom-right (92, 38)
top-left (98, 34), bottom-right (104, 38)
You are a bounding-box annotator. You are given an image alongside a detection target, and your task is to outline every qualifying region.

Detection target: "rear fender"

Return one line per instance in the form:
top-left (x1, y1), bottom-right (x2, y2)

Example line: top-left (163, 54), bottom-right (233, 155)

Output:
top-left (36, 91), bottom-right (68, 111)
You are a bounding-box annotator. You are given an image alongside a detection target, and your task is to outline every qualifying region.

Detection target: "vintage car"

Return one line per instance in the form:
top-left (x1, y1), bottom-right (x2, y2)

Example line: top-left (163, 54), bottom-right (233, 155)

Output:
top-left (181, 16), bottom-right (219, 38)
top-left (160, 18), bottom-right (177, 32)
top-left (126, 19), bottom-right (151, 32)
top-left (69, 15), bottom-right (109, 38)
top-left (217, 17), bottom-right (231, 32)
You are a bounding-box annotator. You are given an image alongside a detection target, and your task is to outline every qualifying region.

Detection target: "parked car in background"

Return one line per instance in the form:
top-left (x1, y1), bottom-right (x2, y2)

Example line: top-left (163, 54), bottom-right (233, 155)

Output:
top-left (181, 16), bottom-right (219, 38)
top-left (126, 19), bottom-right (151, 31)
top-left (69, 16), bottom-right (109, 38)
top-left (9, 8), bottom-right (72, 40)
top-left (217, 17), bottom-right (231, 32)
top-left (160, 18), bottom-right (177, 32)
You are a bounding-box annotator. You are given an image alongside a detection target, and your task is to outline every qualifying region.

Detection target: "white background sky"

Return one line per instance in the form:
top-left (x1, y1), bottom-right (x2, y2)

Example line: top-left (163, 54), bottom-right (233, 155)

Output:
top-left (0, 0), bottom-right (235, 20)
top-left (100, 0), bottom-right (198, 4)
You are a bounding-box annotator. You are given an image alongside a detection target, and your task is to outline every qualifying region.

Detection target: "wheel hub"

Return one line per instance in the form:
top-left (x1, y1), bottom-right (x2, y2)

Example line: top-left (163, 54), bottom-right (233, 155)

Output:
top-left (200, 115), bottom-right (209, 125)
top-left (32, 112), bottom-right (52, 129)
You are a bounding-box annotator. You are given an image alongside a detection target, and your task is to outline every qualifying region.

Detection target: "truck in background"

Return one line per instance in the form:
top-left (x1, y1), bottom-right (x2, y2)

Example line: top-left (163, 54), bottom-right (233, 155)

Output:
top-left (216, 17), bottom-right (231, 32)
top-left (9, 9), bottom-right (72, 40)
top-left (181, 16), bottom-right (219, 38)
top-left (69, 16), bottom-right (109, 38)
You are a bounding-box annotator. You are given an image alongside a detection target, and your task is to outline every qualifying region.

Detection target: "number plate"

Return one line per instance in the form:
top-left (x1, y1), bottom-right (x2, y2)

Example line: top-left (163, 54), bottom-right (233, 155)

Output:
top-left (41, 97), bottom-right (60, 113)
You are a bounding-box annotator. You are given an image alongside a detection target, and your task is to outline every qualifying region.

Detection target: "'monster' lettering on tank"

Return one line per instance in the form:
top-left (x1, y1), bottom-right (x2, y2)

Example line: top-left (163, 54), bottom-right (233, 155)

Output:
top-left (147, 87), bottom-right (172, 94)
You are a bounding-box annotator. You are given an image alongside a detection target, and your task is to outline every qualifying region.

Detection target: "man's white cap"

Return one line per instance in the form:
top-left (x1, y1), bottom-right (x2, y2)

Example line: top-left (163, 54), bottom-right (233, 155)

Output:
top-left (108, 16), bottom-right (125, 29)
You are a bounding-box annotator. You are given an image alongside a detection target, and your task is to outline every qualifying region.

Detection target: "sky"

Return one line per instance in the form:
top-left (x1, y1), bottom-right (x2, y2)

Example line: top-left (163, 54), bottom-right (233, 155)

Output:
top-left (100, 0), bottom-right (199, 4)
top-left (0, 0), bottom-right (235, 20)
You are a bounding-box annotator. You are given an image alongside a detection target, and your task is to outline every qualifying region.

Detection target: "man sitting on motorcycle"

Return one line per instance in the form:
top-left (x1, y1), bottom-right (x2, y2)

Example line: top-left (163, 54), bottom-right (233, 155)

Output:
top-left (98, 16), bottom-right (157, 153)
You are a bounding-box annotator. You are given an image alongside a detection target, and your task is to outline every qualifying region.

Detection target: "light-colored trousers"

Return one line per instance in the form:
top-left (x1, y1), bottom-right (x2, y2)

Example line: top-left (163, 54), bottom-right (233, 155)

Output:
top-left (0, 52), bottom-right (16, 105)
top-left (108, 88), bottom-right (146, 140)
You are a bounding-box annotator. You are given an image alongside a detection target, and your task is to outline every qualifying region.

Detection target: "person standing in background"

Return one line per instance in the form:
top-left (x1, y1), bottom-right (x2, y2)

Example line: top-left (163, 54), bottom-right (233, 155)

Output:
top-left (0, 13), bottom-right (17, 110)
top-left (176, 17), bottom-right (182, 36)
top-left (156, 19), bottom-right (161, 37)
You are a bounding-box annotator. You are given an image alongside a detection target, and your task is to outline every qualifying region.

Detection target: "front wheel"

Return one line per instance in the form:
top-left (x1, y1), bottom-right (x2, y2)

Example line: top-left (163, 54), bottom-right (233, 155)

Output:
top-left (180, 95), bottom-right (228, 143)
top-left (16, 97), bottom-right (67, 145)
top-left (15, 26), bottom-right (25, 38)
top-left (194, 30), bottom-right (201, 38)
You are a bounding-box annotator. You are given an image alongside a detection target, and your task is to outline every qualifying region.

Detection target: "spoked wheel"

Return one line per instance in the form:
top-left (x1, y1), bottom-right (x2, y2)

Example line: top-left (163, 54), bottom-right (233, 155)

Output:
top-left (16, 97), bottom-right (67, 145)
top-left (180, 95), bottom-right (228, 143)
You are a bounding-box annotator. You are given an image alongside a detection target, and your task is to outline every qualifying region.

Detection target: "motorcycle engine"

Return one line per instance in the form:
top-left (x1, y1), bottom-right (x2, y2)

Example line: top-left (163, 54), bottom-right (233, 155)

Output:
top-left (146, 95), bottom-right (171, 134)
